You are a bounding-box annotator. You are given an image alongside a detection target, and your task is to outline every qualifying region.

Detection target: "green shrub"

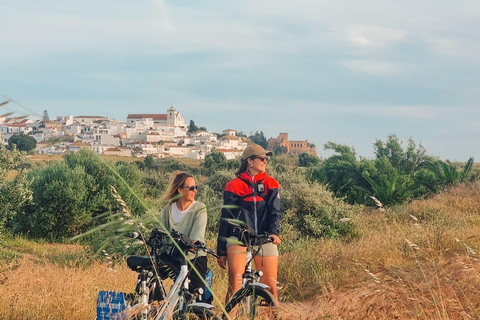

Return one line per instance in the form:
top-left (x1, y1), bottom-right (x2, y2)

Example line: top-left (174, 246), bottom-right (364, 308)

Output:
top-left (7, 134), bottom-right (37, 152)
top-left (12, 162), bottom-right (90, 239)
top-left (0, 170), bottom-right (32, 229)
top-left (11, 149), bottom-right (145, 239)
top-left (196, 183), bottom-right (224, 233)
top-left (275, 169), bottom-right (359, 243)
top-left (204, 170), bottom-right (235, 194)
top-left (142, 169), bottom-right (172, 198)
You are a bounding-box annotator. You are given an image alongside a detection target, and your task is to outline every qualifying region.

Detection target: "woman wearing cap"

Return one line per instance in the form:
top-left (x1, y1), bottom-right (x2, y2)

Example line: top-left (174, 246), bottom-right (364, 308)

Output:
top-left (216, 144), bottom-right (281, 301)
top-left (160, 171), bottom-right (208, 300)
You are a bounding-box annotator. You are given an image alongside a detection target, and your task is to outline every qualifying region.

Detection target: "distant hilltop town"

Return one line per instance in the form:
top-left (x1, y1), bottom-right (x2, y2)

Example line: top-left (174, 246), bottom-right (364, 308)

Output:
top-left (0, 106), bottom-right (317, 159)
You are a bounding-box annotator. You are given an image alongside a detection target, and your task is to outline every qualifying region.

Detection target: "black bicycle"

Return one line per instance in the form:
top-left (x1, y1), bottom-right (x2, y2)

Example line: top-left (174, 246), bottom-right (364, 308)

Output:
top-left (221, 219), bottom-right (279, 319)
top-left (125, 228), bottom-right (221, 320)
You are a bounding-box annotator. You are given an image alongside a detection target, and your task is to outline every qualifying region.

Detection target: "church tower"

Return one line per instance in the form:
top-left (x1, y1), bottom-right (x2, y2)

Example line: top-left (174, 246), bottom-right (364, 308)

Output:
top-left (167, 106), bottom-right (177, 126)
top-left (167, 106), bottom-right (186, 127)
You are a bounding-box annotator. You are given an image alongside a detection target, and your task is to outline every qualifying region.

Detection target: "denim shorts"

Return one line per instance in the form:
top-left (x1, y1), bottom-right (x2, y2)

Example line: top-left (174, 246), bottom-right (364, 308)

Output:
top-left (225, 236), bottom-right (278, 257)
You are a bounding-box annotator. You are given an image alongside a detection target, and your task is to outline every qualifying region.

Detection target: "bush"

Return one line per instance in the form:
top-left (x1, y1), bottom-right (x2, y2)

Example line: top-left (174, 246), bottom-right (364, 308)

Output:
top-left (142, 169), bottom-right (172, 198)
top-left (13, 162), bottom-right (91, 239)
top-left (275, 169), bottom-right (359, 243)
top-left (204, 170), bottom-right (235, 194)
top-left (7, 134), bottom-right (37, 152)
top-left (298, 153), bottom-right (320, 167)
top-left (12, 149), bottom-right (146, 239)
top-left (0, 171), bottom-right (32, 230)
top-left (142, 157), bottom-right (190, 172)
top-left (196, 183), bottom-right (224, 234)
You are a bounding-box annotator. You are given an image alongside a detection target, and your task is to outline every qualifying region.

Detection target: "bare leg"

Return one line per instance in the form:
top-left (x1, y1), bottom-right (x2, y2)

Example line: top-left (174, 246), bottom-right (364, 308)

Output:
top-left (226, 245), bottom-right (247, 302)
top-left (254, 255), bottom-right (279, 300)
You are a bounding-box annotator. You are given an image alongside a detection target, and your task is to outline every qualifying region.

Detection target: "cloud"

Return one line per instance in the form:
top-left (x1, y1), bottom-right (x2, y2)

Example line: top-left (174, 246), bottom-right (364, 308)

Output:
top-left (343, 25), bottom-right (406, 49)
top-left (341, 59), bottom-right (407, 76)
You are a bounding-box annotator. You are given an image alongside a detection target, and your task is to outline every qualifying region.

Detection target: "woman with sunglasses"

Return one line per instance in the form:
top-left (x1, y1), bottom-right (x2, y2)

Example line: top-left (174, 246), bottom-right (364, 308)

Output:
top-left (216, 144), bottom-right (282, 301)
top-left (159, 171), bottom-right (208, 300)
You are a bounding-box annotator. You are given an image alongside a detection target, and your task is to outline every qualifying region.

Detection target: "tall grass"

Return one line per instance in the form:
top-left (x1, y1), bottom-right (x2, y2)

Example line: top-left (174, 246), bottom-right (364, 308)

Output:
top-left (3, 182), bottom-right (480, 319)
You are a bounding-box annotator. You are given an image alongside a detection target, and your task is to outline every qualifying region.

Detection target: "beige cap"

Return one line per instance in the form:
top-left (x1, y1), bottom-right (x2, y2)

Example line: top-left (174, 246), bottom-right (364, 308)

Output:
top-left (242, 144), bottom-right (273, 160)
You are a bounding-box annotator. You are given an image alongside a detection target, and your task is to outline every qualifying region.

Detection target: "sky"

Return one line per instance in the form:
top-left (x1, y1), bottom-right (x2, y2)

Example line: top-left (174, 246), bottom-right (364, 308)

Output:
top-left (1, 0), bottom-right (480, 161)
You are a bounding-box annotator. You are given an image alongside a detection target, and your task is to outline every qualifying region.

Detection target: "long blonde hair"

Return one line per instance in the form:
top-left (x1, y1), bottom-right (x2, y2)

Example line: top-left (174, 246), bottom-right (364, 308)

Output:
top-left (162, 171), bottom-right (193, 203)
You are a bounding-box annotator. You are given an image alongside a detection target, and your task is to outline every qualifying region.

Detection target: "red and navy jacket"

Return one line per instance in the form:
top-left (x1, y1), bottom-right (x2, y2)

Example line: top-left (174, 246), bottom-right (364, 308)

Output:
top-left (216, 170), bottom-right (281, 257)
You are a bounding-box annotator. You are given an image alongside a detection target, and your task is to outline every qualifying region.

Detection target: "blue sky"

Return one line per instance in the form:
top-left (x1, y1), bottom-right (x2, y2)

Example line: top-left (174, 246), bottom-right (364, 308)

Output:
top-left (1, 0), bottom-right (479, 161)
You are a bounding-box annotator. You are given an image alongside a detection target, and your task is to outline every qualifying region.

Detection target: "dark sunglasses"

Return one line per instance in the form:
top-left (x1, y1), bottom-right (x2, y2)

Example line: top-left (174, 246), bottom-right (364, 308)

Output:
top-left (255, 156), bottom-right (269, 162)
top-left (182, 185), bottom-right (198, 191)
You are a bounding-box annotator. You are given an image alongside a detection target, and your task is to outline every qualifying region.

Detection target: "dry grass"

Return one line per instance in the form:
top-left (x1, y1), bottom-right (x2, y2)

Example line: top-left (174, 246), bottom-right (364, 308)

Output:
top-left (0, 256), bottom-right (134, 319)
top-left (3, 182), bottom-right (480, 319)
top-left (279, 182), bottom-right (480, 319)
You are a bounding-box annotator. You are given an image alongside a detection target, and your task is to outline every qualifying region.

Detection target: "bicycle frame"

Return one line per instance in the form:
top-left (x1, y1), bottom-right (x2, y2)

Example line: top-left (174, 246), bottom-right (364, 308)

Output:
top-left (221, 219), bottom-right (278, 319)
top-left (229, 246), bottom-right (272, 310)
top-left (154, 258), bottom-right (202, 319)
top-left (126, 229), bottom-right (217, 320)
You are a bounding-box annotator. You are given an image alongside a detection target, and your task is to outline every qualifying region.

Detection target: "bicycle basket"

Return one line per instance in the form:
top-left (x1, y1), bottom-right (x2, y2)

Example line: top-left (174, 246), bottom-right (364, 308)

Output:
top-left (148, 228), bottom-right (169, 249)
top-left (164, 242), bottom-right (185, 262)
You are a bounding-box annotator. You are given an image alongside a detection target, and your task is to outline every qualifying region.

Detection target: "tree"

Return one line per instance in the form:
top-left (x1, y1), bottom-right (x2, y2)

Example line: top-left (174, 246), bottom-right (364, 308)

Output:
top-left (420, 157), bottom-right (475, 191)
top-left (0, 145), bottom-right (32, 229)
top-left (248, 131), bottom-right (268, 149)
top-left (309, 142), bottom-right (370, 204)
top-left (13, 162), bottom-right (91, 238)
top-left (236, 131), bottom-right (247, 138)
top-left (13, 149), bottom-right (146, 239)
top-left (42, 110), bottom-right (50, 122)
top-left (203, 151), bottom-right (227, 169)
top-left (298, 153), bottom-right (319, 167)
top-left (373, 134), bottom-right (430, 173)
top-left (8, 134), bottom-right (37, 152)
top-left (188, 120), bottom-right (199, 134)
top-left (273, 146), bottom-right (288, 156)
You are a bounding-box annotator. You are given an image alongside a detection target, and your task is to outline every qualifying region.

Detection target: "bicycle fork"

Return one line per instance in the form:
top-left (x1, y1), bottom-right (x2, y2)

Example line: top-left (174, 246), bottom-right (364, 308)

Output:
top-left (137, 270), bottom-right (153, 320)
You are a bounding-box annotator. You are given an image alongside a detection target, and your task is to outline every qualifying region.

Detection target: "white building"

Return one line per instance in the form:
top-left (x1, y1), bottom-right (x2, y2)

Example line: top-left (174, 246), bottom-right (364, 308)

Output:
top-left (217, 135), bottom-right (248, 150)
top-left (222, 129), bottom-right (236, 136)
top-left (93, 133), bottom-right (120, 146)
top-left (102, 147), bottom-right (132, 157)
top-left (55, 115), bottom-right (74, 126)
top-left (73, 116), bottom-right (108, 124)
top-left (127, 106), bottom-right (186, 128)
top-left (216, 148), bottom-right (242, 160)
top-left (64, 123), bottom-right (82, 135)
top-left (166, 146), bottom-right (192, 157)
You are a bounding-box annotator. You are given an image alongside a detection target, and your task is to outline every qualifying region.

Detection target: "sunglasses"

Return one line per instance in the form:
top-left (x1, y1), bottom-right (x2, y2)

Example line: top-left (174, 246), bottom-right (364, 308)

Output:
top-left (182, 185), bottom-right (198, 191)
top-left (255, 156), bottom-right (269, 162)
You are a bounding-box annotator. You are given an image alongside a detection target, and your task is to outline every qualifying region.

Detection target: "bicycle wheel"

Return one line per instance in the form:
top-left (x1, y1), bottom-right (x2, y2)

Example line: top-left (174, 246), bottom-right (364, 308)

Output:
top-left (224, 287), bottom-right (279, 320)
top-left (181, 306), bottom-right (222, 320)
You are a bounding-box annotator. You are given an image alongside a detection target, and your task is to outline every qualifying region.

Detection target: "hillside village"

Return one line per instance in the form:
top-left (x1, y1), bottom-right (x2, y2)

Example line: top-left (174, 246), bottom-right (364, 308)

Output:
top-left (0, 106), bottom-right (317, 159)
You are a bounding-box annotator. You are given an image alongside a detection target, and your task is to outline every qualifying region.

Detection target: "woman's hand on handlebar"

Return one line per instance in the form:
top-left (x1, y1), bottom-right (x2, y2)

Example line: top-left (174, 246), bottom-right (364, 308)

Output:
top-left (270, 234), bottom-right (281, 245)
top-left (217, 256), bottom-right (227, 269)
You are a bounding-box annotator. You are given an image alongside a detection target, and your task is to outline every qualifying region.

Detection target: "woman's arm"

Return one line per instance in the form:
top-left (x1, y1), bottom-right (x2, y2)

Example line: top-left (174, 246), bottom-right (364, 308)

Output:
top-left (216, 188), bottom-right (239, 257)
top-left (266, 183), bottom-right (281, 237)
top-left (189, 203), bottom-right (208, 242)
top-left (159, 204), bottom-right (171, 232)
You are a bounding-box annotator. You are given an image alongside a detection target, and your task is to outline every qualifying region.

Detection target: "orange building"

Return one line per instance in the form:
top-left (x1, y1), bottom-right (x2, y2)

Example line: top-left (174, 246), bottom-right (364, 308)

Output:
top-left (267, 133), bottom-right (317, 156)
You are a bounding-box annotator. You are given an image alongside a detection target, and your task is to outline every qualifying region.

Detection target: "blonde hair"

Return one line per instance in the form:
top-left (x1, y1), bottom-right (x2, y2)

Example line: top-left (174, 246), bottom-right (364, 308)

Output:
top-left (162, 171), bottom-right (193, 203)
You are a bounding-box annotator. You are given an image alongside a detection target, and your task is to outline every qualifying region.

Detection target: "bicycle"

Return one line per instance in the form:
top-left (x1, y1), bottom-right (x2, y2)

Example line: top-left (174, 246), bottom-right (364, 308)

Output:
top-left (221, 219), bottom-right (279, 320)
top-left (124, 228), bottom-right (222, 320)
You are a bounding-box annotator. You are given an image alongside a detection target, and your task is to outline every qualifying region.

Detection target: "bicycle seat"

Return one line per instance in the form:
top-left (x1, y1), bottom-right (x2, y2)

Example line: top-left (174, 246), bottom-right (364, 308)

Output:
top-left (127, 255), bottom-right (154, 271)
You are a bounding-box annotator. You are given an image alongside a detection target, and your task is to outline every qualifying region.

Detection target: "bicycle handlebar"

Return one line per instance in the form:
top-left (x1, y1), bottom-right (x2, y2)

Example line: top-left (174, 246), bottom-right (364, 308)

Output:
top-left (222, 218), bottom-right (274, 246)
top-left (123, 228), bottom-right (218, 258)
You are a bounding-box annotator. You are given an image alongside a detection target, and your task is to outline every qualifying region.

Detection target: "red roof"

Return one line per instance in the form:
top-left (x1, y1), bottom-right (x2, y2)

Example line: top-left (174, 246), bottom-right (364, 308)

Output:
top-left (127, 114), bottom-right (167, 120)
top-left (2, 124), bottom-right (27, 127)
